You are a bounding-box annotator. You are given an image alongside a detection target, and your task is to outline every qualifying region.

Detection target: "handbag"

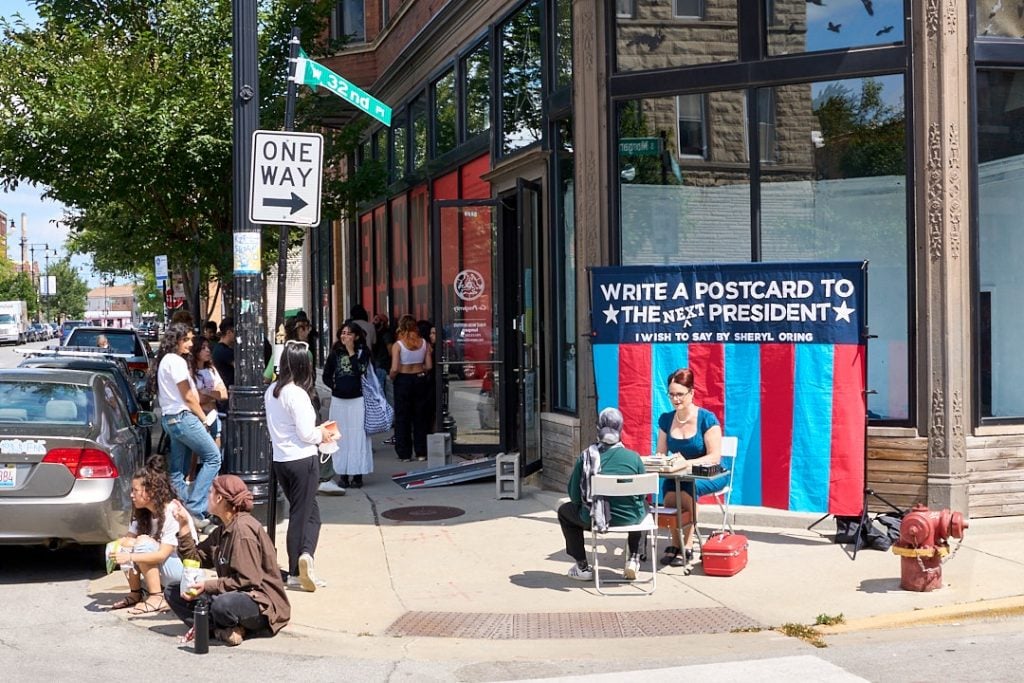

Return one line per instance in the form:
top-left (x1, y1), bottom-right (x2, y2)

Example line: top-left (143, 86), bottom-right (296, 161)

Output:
top-left (362, 361), bottom-right (394, 435)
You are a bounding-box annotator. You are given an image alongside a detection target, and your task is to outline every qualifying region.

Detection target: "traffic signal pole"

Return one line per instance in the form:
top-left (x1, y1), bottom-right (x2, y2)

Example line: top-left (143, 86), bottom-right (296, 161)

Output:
top-left (227, 0), bottom-right (276, 541)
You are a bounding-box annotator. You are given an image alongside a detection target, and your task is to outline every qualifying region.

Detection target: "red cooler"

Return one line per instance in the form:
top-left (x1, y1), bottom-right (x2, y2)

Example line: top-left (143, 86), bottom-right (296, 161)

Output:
top-left (702, 532), bottom-right (748, 576)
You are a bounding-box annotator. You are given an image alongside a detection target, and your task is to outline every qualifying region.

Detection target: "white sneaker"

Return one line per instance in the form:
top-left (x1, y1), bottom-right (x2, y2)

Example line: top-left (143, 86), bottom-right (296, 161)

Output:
top-left (624, 555), bottom-right (640, 581)
top-left (298, 553), bottom-right (318, 592)
top-left (288, 575), bottom-right (326, 589)
top-left (317, 480), bottom-right (346, 495)
top-left (567, 563), bottom-right (594, 581)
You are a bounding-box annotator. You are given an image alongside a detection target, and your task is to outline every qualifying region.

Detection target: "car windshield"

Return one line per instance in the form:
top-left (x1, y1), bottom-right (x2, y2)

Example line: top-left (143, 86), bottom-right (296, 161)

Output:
top-left (0, 314), bottom-right (15, 324)
top-left (68, 330), bottom-right (140, 355)
top-left (0, 381), bottom-right (92, 425)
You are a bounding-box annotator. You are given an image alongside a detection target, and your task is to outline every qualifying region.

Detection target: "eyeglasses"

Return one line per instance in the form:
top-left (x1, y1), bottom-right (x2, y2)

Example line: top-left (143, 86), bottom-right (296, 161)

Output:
top-left (285, 340), bottom-right (309, 350)
top-left (668, 391), bottom-right (691, 399)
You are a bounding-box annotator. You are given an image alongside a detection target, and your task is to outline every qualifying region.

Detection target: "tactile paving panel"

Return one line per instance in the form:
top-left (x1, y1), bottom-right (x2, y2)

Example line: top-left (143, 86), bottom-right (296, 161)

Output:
top-left (384, 608), bottom-right (760, 639)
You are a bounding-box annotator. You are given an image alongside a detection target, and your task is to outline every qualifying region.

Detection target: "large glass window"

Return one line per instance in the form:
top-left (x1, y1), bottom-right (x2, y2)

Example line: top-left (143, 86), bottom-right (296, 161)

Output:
top-left (555, 0), bottom-right (572, 91)
top-left (977, 69), bottom-right (1024, 417)
top-left (411, 94), bottom-right (428, 170)
top-left (766, 0), bottom-right (904, 56)
top-left (500, 1), bottom-right (543, 155)
top-left (615, 0), bottom-right (737, 71)
top-left (463, 40), bottom-right (491, 140)
top-left (618, 92), bottom-right (752, 265)
top-left (676, 94), bottom-right (706, 158)
top-left (390, 112), bottom-right (407, 182)
top-left (760, 75), bottom-right (908, 420)
top-left (433, 69), bottom-right (457, 157)
top-left (977, 1), bottom-right (1024, 38)
top-left (554, 118), bottom-right (576, 411)
top-left (389, 194), bottom-right (408, 321)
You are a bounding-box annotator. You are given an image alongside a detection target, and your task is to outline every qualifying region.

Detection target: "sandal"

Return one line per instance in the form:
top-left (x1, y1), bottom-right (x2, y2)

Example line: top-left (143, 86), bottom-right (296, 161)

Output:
top-left (659, 545), bottom-right (681, 566)
top-left (109, 590), bottom-right (144, 610)
top-left (127, 596), bottom-right (168, 616)
top-left (179, 626), bottom-right (195, 645)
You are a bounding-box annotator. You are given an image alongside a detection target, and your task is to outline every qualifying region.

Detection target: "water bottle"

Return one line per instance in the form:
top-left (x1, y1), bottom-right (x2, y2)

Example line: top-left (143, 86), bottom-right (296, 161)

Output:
top-left (193, 599), bottom-right (209, 654)
top-left (180, 559), bottom-right (203, 599)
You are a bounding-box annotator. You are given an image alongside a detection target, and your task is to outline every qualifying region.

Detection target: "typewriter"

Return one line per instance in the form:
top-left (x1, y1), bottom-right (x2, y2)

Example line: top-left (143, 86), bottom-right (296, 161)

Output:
top-left (691, 463), bottom-right (727, 477)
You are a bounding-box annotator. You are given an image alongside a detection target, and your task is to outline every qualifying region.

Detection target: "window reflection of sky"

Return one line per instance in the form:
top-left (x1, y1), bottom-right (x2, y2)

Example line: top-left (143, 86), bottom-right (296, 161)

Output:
top-left (809, 73), bottom-right (904, 112)
top-left (799, 0), bottom-right (904, 53)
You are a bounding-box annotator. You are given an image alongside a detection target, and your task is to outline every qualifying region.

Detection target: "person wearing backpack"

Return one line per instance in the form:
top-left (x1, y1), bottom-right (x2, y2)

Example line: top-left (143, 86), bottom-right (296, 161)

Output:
top-left (320, 320), bottom-right (373, 493)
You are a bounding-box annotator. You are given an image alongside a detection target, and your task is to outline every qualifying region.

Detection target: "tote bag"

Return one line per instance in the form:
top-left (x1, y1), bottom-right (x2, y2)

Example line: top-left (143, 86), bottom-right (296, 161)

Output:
top-left (362, 362), bottom-right (394, 434)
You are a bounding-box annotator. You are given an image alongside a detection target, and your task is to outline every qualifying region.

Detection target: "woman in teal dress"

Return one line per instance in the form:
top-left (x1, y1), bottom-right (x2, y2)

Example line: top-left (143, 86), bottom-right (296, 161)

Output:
top-left (656, 367), bottom-right (728, 567)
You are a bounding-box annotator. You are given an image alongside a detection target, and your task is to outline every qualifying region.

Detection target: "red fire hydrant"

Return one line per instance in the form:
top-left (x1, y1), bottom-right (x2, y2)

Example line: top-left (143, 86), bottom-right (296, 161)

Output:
top-left (891, 503), bottom-right (968, 591)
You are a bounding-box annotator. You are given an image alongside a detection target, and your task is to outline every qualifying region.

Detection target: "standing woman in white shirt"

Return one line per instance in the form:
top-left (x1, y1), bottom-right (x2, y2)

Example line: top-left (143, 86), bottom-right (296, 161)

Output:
top-left (156, 323), bottom-right (222, 528)
top-left (265, 340), bottom-right (338, 592)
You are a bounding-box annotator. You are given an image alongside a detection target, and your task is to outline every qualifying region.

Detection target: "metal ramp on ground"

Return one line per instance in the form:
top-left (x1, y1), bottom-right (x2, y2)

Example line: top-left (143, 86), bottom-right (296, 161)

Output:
top-left (391, 455), bottom-right (496, 489)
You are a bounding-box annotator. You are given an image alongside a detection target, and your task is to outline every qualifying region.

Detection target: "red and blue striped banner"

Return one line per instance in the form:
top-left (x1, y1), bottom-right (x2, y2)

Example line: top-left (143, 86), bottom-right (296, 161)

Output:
top-left (592, 262), bottom-right (867, 516)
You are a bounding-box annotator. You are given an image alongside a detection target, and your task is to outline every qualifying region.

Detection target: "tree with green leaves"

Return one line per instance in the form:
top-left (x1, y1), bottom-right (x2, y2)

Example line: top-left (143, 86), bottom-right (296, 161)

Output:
top-left (0, 0), bottom-right (384, 316)
top-left (43, 257), bottom-right (89, 321)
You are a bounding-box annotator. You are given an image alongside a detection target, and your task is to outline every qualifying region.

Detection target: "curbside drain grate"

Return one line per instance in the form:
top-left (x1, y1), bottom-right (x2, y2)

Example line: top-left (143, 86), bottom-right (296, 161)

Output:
top-left (384, 608), bottom-right (760, 639)
top-left (380, 505), bottom-right (465, 522)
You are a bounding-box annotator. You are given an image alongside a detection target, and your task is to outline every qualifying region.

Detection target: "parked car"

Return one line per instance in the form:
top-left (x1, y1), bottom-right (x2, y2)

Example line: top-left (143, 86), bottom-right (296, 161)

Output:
top-left (29, 323), bottom-right (49, 342)
top-left (0, 368), bottom-right (153, 547)
top-left (19, 354), bottom-right (154, 457)
top-left (59, 320), bottom-right (88, 345)
top-left (137, 321), bottom-right (160, 342)
top-left (63, 326), bottom-right (153, 379)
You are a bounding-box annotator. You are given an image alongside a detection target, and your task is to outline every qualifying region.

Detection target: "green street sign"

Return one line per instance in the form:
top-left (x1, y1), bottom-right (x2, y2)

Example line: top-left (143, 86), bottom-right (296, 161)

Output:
top-left (618, 137), bottom-right (661, 157)
top-left (296, 51), bottom-right (392, 127)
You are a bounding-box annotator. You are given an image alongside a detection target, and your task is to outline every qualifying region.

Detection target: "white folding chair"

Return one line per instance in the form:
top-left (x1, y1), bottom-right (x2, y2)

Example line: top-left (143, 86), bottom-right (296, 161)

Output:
top-left (704, 435), bottom-right (738, 533)
top-left (589, 472), bottom-right (660, 595)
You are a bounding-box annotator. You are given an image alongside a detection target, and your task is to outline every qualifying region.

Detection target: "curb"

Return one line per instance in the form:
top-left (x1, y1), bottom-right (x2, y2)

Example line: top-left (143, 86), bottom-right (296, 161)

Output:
top-left (816, 595), bottom-right (1024, 635)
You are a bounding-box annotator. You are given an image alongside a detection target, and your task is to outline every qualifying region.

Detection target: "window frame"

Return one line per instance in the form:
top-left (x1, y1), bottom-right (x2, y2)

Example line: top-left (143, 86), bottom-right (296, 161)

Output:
top-left (616, 0), bottom-right (635, 20)
top-left (336, 0), bottom-right (366, 43)
top-left (672, 0), bottom-right (703, 20)
top-left (675, 93), bottom-right (708, 159)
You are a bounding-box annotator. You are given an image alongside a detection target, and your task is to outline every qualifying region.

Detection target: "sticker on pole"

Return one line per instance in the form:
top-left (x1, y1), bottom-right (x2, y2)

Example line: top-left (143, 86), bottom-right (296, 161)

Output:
top-left (249, 130), bottom-right (323, 226)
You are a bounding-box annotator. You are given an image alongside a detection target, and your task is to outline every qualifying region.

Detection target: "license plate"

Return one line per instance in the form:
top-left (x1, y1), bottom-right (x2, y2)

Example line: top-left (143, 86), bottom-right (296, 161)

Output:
top-left (0, 465), bottom-right (16, 489)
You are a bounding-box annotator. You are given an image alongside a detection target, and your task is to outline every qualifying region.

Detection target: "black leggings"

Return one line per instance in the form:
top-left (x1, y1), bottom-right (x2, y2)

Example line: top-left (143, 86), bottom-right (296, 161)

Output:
top-left (164, 585), bottom-right (270, 634)
top-left (393, 373), bottom-right (432, 459)
top-left (557, 501), bottom-right (641, 564)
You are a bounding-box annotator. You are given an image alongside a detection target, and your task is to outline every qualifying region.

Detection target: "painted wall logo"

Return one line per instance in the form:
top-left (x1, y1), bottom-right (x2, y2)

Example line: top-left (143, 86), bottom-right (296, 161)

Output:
top-left (453, 269), bottom-right (485, 301)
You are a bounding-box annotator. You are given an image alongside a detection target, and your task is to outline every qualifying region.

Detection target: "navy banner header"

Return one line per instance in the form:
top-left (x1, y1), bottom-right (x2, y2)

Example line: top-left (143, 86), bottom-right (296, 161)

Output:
top-left (590, 261), bottom-right (866, 345)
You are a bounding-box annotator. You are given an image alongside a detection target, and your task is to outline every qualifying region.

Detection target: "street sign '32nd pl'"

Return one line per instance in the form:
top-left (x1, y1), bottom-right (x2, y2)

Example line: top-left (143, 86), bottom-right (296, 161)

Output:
top-left (249, 130), bottom-right (323, 226)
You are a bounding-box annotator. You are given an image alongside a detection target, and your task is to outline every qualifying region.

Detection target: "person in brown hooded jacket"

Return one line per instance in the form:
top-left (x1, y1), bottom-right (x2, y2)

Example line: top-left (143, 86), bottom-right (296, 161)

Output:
top-left (164, 474), bottom-right (290, 646)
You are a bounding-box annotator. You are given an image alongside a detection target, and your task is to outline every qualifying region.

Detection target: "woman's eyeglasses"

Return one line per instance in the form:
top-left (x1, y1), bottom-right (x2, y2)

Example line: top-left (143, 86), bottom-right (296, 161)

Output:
top-left (668, 391), bottom-right (691, 399)
top-left (285, 340), bottom-right (309, 350)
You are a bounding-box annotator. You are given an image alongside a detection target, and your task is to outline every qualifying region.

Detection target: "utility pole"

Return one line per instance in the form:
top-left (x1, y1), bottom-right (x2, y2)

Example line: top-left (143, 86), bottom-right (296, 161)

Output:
top-left (274, 27), bottom-right (301, 339)
top-left (226, 0), bottom-right (275, 538)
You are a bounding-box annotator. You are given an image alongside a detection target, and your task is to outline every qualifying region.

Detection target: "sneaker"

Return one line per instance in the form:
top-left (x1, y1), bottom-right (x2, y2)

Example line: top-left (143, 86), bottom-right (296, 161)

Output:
top-left (298, 553), bottom-right (318, 592)
top-left (567, 563), bottom-right (594, 581)
top-left (383, 436), bottom-right (396, 445)
top-left (415, 455), bottom-right (427, 461)
top-left (287, 575), bottom-right (327, 589)
top-left (338, 475), bottom-right (350, 488)
top-left (351, 475), bottom-right (363, 488)
top-left (624, 555), bottom-right (640, 581)
top-left (317, 480), bottom-right (346, 496)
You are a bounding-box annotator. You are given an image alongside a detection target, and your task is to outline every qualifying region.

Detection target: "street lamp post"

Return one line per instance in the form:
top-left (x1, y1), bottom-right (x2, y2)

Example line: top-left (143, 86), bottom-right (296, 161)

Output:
top-left (27, 242), bottom-right (49, 323)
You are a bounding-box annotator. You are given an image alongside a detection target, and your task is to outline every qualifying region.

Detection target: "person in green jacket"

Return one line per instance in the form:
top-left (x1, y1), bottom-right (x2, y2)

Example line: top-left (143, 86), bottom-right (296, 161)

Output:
top-left (558, 407), bottom-right (647, 581)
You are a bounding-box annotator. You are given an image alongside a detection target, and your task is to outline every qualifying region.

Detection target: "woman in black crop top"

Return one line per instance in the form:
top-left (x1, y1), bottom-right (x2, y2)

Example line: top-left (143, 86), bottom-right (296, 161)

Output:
top-left (321, 321), bottom-right (373, 491)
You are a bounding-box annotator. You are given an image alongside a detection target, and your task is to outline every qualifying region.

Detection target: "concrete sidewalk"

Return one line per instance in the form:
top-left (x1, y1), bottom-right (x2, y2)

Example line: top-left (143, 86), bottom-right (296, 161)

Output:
top-left (90, 442), bottom-right (1024, 663)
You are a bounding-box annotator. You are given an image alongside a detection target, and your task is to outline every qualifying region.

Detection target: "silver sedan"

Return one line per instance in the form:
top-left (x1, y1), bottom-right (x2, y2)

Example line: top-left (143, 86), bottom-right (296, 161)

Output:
top-left (0, 368), bottom-right (154, 548)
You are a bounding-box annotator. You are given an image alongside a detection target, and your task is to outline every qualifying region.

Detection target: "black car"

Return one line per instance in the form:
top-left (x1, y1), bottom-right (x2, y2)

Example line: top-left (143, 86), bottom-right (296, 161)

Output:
top-left (137, 321), bottom-right (160, 342)
top-left (64, 326), bottom-right (153, 379)
top-left (19, 354), bottom-right (155, 456)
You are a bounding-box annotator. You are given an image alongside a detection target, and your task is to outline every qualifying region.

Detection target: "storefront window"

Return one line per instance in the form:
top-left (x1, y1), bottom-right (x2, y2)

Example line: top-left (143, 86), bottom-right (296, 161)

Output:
top-left (615, 0), bottom-right (737, 72)
top-left (554, 118), bottom-right (576, 412)
top-left (555, 0), bottom-right (572, 91)
top-left (389, 194), bottom-right (409, 320)
top-left (977, 69), bottom-right (1024, 417)
top-left (500, 0), bottom-right (542, 155)
top-left (463, 40), bottom-right (490, 140)
top-left (373, 205), bottom-right (388, 317)
top-left (411, 94), bottom-right (428, 170)
top-left (433, 69), bottom-right (457, 157)
top-left (617, 92), bottom-right (752, 265)
top-left (977, 1), bottom-right (1024, 38)
top-left (391, 113), bottom-right (407, 182)
top-left (760, 75), bottom-right (908, 420)
top-left (409, 185), bottom-right (430, 321)
top-left (766, 0), bottom-right (904, 56)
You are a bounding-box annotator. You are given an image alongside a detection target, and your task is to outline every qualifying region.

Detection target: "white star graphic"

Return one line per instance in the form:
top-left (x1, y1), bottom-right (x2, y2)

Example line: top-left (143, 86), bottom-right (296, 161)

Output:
top-left (603, 305), bottom-right (620, 324)
top-left (833, 300), bottom-right (855, 323)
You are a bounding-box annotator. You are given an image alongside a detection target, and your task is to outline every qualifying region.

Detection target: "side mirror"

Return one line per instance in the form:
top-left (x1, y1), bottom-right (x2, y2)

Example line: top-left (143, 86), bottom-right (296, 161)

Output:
top-left (136, 411), bottom-right (157, 428)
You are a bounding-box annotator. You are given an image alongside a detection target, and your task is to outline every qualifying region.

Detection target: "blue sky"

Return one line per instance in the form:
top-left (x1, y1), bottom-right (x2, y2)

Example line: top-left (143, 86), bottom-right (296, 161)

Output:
top-left (0, 0), bottom-right (102, 288)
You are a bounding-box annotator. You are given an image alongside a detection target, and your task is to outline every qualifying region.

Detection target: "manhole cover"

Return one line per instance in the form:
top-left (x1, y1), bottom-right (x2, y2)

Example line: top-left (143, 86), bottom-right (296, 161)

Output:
top-left (381, 505), bottom-right (465, 522)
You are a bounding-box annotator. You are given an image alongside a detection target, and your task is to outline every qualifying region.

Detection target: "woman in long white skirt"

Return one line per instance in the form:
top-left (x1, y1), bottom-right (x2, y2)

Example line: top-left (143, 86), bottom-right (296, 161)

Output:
top-left (319, 321), bottom-right (373, 493)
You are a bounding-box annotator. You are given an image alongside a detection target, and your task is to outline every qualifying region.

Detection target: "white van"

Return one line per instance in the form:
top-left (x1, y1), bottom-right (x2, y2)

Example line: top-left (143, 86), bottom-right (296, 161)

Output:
top-left (0, 300), bottom-right (28, 344)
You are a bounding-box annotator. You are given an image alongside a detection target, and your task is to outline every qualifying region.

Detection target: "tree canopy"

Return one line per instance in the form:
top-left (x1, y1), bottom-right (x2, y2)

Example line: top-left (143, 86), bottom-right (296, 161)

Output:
top-left (0, 0), bottom-right (381, 312)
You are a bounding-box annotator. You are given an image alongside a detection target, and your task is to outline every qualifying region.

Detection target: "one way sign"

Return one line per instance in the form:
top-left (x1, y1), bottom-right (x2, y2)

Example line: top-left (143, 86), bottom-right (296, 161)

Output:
top-left (249, 130), bottom-right (323, 226)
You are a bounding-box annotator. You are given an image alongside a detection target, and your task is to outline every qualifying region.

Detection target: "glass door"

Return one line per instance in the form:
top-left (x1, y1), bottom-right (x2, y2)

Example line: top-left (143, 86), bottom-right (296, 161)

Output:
top-left (434, 199), bottom-right (501, 450)
top-left (510, 179), bottom-right (542, 470)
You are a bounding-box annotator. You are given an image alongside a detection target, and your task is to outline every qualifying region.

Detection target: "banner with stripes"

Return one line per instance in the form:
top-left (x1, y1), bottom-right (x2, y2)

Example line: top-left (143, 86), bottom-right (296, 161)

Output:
top-left (591, 262), bottom-right (867, 516)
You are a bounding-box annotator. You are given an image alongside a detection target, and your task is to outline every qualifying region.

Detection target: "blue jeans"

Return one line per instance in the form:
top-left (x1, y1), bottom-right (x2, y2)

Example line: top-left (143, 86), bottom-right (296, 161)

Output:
top-left (163, 411), bottom-right (222, 517)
